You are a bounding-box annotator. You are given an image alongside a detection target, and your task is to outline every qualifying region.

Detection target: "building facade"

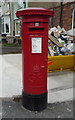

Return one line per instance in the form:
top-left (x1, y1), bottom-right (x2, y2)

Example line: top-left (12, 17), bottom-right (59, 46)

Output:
top-left (0, 3), bottom-right (2, 34)
top-left (0, 0), bottom-right (27, 37)
top-left (0, 1), bottom-right (75, 42)
top-left (52, 1), bottom-right (75, 30)
top-left (1, 1), bottom-right (10, 35)
top-left (29, 1), bottom-right (75, 30)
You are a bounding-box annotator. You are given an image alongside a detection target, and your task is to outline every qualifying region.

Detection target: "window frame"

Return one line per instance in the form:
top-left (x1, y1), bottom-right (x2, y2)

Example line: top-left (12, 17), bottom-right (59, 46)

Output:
top-left (72, 9), bottom-right (75, 29)
top-left (15, 20), bottom-right (21, 36)
top-left (1, 15), bottom-right (10, 34)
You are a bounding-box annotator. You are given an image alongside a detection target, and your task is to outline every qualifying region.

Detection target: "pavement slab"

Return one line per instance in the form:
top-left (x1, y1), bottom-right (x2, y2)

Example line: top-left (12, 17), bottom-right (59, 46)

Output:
top-left (2, 99), bottom-right (73, 118)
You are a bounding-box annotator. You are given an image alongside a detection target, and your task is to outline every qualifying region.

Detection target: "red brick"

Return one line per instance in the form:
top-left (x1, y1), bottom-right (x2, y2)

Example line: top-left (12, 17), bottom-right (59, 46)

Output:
top-left (50, 2), bottom-right (74, 30)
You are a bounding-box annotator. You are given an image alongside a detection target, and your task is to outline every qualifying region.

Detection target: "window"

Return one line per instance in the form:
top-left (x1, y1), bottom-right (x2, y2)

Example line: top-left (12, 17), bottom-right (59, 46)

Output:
top-left (6, 23), bottom-right (9, 33)
top-left (0, 17), bottom-right (1, 34)
top-left (1, 15), bottom-right (10, 34)
top-left (1, 17), bottom-right (4, 33)
top-left (15, 21), bottom-right (21, 36)
top-left (49, 17), bottom-right (53, 27)
top-left (72, 9), bottom-right (75, 29)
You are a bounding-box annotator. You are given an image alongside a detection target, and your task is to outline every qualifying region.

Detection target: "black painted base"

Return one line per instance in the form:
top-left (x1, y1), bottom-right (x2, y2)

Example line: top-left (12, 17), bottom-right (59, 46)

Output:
top-left (22, 91), bottom-right (47, 111)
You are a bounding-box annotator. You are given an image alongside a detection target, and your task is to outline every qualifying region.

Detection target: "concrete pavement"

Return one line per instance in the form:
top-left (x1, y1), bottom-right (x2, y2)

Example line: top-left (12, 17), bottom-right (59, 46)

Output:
top-left (1, 54), bottom-right (22, 98)
top-left (0, 54), bottom-right (73, 103)
top-left (0, 99), bottom-right (2, 120)
top-left (2, 99), bottom-right (73, 118)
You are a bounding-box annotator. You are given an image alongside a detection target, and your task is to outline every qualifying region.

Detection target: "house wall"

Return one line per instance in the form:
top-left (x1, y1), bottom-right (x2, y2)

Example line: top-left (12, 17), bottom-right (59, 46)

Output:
top-left (28, 2), bottom-right (59, 8)
top-left (0, 5), bottom-right (1, 34)
top-left (0, 0), bottom-right (11, 35)
top-left (13, 1), bottom-right (25, 36)
top-left (29, 1), bottom-right (75, 30)
top-left (51, 2), bottom-right (75, 30)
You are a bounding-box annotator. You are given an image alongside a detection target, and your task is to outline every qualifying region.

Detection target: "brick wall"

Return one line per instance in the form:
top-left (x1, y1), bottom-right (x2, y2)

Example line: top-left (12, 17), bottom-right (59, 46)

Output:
top-left (50, 2), bottom-right (75, 31)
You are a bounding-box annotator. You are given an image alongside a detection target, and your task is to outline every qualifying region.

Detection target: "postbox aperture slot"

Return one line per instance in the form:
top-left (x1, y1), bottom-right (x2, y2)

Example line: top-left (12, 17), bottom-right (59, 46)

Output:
top-left (29, 28), bottom-right (44, 31)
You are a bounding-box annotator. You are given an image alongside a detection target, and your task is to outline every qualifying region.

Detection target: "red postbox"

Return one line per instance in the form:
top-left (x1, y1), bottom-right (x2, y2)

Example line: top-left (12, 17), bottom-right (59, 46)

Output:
top-left (16, 8), bottom-right (54, 111)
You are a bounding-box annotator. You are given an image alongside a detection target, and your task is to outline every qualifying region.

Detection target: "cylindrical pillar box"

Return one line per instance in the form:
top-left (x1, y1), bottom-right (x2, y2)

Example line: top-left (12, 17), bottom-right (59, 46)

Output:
top-left (16, 8), bottom-right (54, 111)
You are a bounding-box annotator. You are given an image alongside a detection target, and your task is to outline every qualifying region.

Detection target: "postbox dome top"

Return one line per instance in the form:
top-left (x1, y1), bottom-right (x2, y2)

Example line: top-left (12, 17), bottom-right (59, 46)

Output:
top-left (16, 7), bottom-right (54, 18)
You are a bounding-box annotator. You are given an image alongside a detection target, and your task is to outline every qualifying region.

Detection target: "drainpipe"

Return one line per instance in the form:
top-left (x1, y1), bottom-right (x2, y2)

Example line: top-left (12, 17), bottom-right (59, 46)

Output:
top-left (60, 0), bottom-right (63, 28)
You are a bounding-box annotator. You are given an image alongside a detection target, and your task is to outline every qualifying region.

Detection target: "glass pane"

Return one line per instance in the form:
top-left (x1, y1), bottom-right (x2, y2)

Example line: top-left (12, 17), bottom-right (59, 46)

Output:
top-left (16, 23), bottom-right (18, 35)
top-left (16, 22), bottom-right (21, 35)
top-left (73, 10), bottom-right (75, 28)
top-left (0, 18), bottom-right (1, 34)
top-left (2, 17), bottom-right (4, 24)
top-left (6, 24), bottom-right (9, 33)
top-left (2, 24), bottom-right (4, 33)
